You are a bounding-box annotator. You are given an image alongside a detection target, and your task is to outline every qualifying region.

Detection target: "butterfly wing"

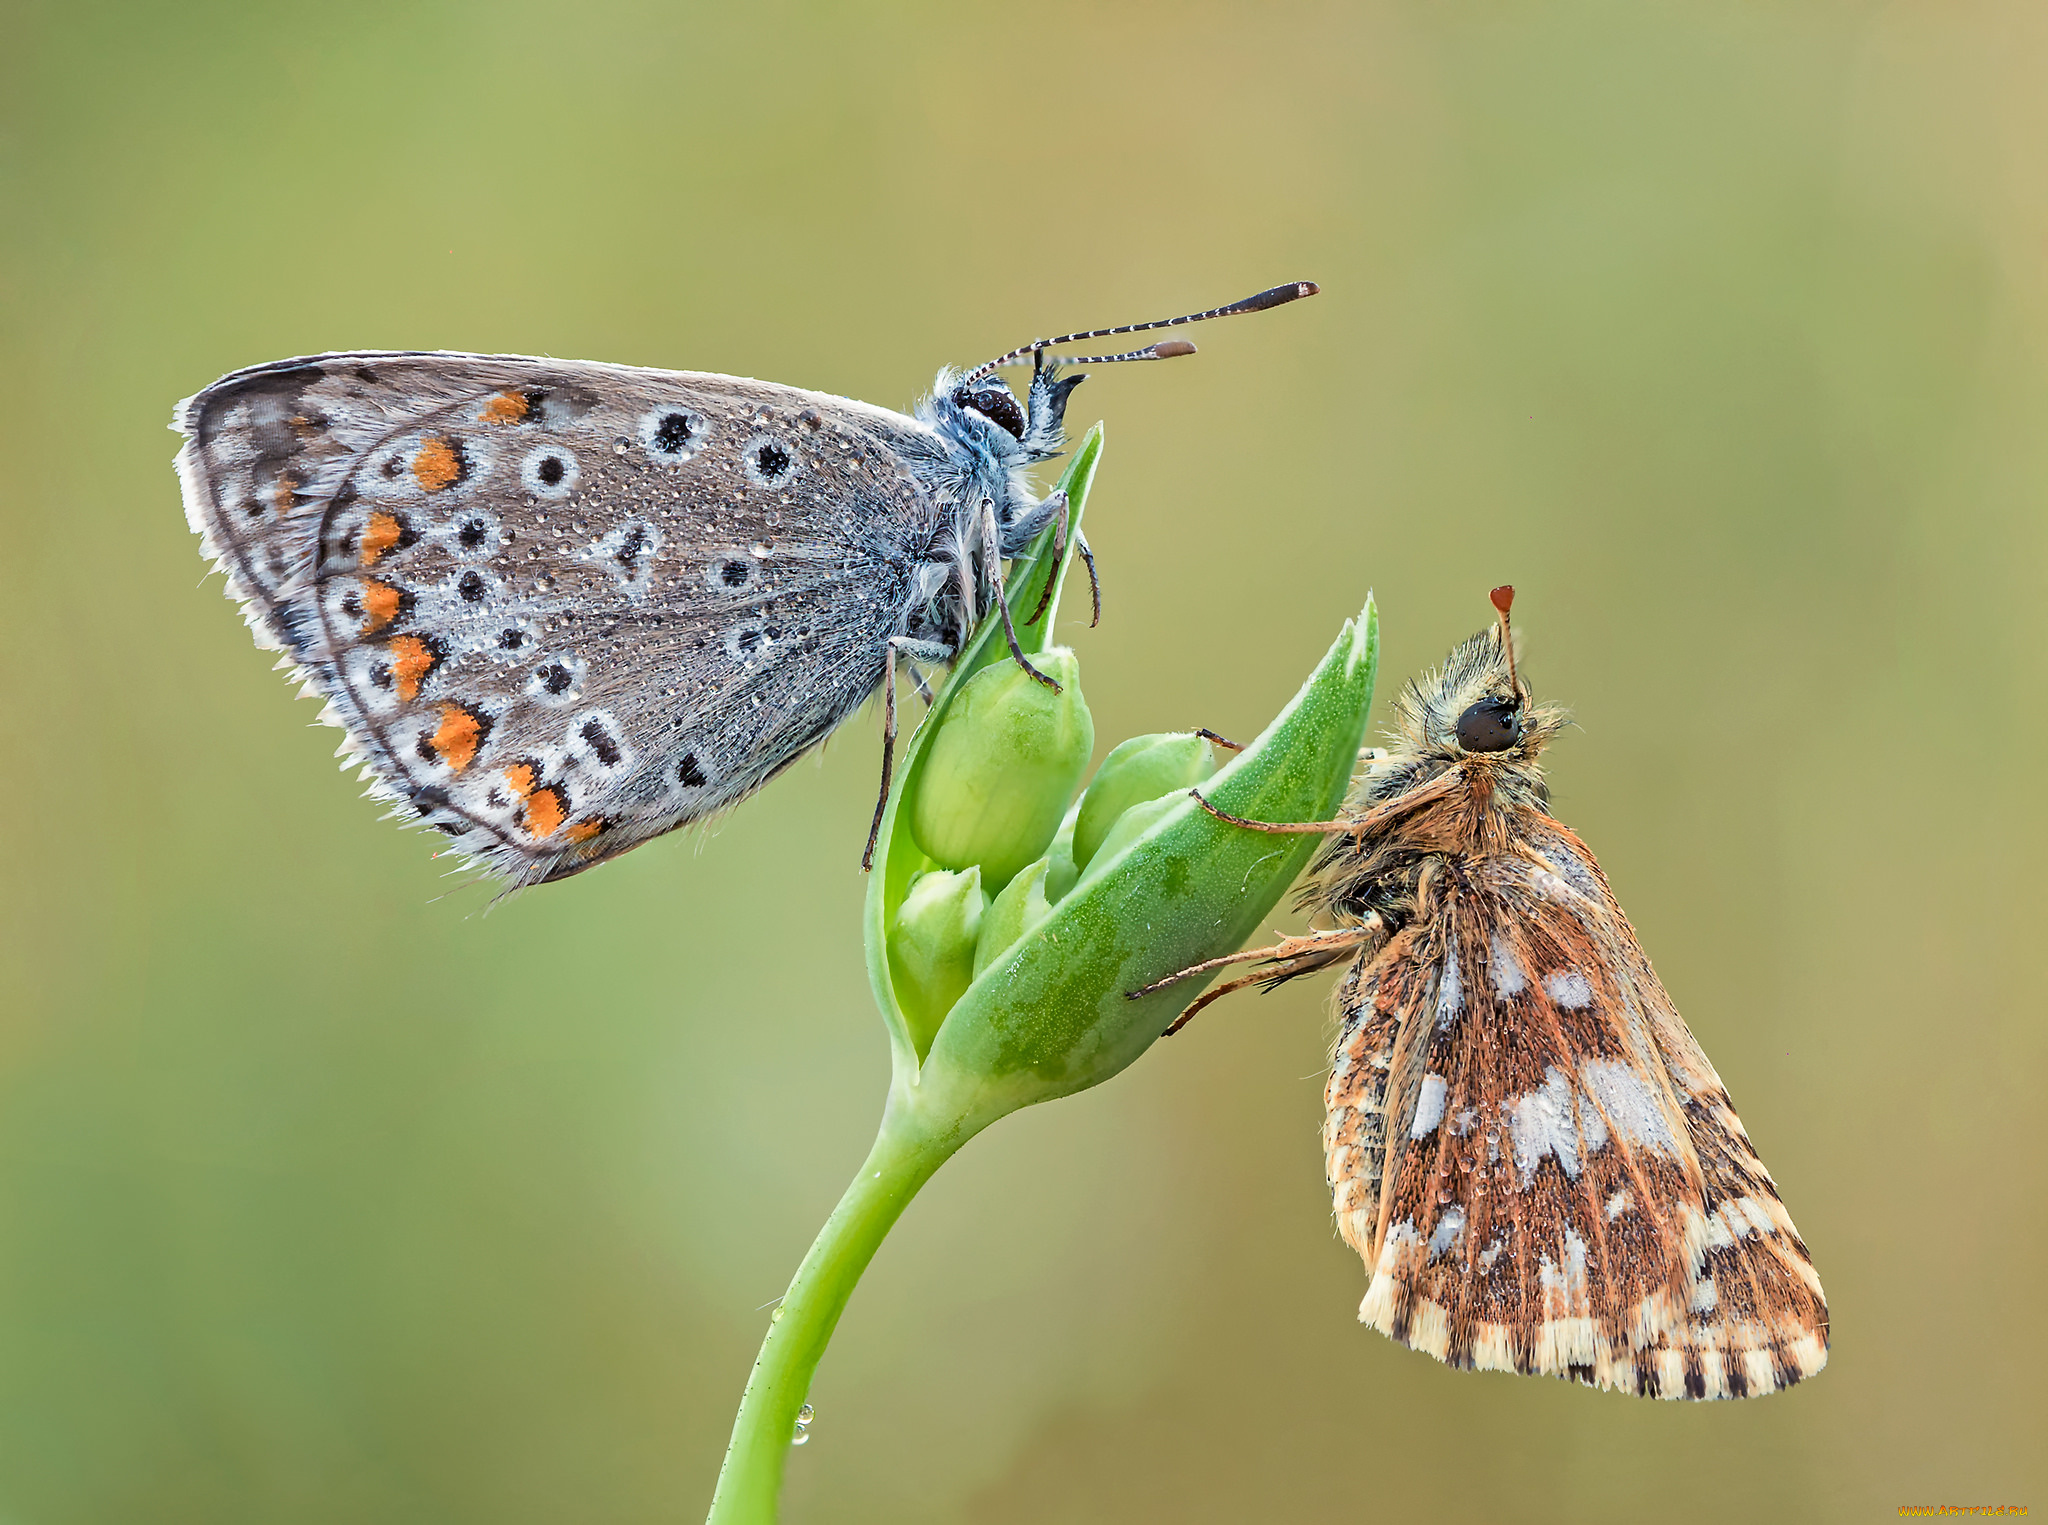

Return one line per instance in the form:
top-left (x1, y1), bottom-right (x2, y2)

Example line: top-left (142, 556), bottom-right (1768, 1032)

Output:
top-left (1324, 817), bottom-right (1828, 1398)
top-left (175, 351), bottom-right (948, 883)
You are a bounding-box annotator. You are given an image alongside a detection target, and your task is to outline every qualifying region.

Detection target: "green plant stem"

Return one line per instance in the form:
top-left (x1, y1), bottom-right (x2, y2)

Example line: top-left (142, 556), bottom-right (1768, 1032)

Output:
top-left (706, 1092), bottom-right (965, 1525)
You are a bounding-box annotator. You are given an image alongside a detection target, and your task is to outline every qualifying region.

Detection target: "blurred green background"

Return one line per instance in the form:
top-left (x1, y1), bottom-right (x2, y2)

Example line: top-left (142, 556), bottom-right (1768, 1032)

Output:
top-left (3, 2), bottom-right (2042, 1520)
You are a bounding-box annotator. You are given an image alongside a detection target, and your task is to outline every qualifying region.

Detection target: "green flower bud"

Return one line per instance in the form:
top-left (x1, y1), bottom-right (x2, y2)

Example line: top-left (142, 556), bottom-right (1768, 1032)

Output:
top-left (973, 857), bottom-right (1053, 977)
top-left (909, 648), bottom-right (1093, 889)
top-left (1074, 792), bottom-right (1183, 885)
top-left (1071, 731), bottom-right (1219, 871)
top-left (1041, 812), bottom-right (1080, 906)
top-left (887, 867), bottom-right (987, 1059)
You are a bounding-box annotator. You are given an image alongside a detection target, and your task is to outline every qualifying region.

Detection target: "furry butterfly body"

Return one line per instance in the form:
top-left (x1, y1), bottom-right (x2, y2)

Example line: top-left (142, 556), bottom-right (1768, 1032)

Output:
top-left (171, 283), bottom-right (1315, 885)
top-left (1154, 592), bottom-right (1828, 1399)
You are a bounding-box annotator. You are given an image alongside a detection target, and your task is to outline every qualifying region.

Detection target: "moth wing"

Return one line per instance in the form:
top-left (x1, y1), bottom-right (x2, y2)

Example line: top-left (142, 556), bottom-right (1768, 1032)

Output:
top-left (1325, 818), bottom-right (1828, 1399)
top-left (174, 352), bottom-right (945, 883)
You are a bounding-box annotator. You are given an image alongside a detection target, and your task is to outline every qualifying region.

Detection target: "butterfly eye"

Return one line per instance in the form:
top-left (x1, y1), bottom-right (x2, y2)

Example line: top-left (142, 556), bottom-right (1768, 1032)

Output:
top-left (951, 384), bottom-right (1026, 440)
top-left (1456, 697), bottom-right (1522, 753)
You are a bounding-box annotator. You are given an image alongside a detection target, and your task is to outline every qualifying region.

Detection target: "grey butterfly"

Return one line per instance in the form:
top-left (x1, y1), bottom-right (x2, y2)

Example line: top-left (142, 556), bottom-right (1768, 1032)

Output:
top-left (172, 282), bottom-right (1318, 886)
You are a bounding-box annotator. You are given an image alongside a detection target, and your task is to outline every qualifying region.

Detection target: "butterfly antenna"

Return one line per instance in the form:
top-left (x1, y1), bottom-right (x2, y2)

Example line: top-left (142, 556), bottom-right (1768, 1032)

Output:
top-left (960, 280), bottom-right (1320, 385)
top-left (1489, 585), bottom-right (1522, 702)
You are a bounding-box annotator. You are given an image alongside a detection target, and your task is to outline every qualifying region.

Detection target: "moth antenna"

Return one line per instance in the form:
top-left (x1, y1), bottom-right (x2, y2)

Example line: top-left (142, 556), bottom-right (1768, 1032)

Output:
top-left (1047, 339), bottom-right (1199, 367)
top-left (962, 281), bottom-right (1320, 385)
top-left (1489, 584), bottom-right (1521, 702)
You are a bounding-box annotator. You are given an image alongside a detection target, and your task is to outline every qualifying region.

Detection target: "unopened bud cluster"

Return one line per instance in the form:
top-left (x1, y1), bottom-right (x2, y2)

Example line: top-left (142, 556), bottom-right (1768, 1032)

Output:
top-left (887, 647), bottom-right (1224, 1057)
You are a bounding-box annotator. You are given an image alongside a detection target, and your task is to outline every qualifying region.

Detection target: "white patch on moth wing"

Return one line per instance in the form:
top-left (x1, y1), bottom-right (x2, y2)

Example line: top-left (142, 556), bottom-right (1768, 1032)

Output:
top-left (1604, 1188), bottom-right (1633, 1220)
top-left (1690, 1277), bottom-right (1718, 1314)
top-left (1545, 970), bottom-right (1594, 1009)
top-left (1410, 1074), bottom-right (1448, 1138)
top-left (1742, 1348), bottom-right (1779, 1396)
top-left (1704, 1196), bottom-right (1776, 1247)
top-left (1509, 1066), bottom-right (1582, 1184)
top-left (1435, 943), bottom-right (1463, 1031)
top-left (1428, 1207), bottom-right (1466, 1258)
top-left (1736, 1195), bottom-right (1781, 1239)
top-left (1405, 1296), bottom-right (1455, 1360)
top-left (1476, 1236), bottom-right (1509, 1274)
top-left (1470, 1322), bottom-right (1518, 1374)
top-left (1579, 1059), bottom-right (1680, 1154)
top-left (1449, 1105), bottom-right (1477, 1137)
top-left (1544, 841), bottom-right (1603, 901)
top-left (1489, 934), bottom-right (1526, 997)
top-left (1576, 1090), bottom-right (1609, 1156)
top-left (1532, 869), bottom-right (1573, 903)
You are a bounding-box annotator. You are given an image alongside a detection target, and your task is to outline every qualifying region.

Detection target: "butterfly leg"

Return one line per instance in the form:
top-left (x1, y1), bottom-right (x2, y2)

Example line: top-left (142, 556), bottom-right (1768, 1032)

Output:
top-left (1189, 770), bottom-right (1460, 836)
top-left (863, 635), bottom-right (958, 871)
top-left (1188, 789), bottom-right (1358, 835)
top-left (978, 498), bottom-right (1060, 692)
top-left (1126, 925), bottom-right (1377, 1036)
top-left (1021, 490), bottom-right (1071, 627)
top-left (1075, 530), bottom-right (1102, 628)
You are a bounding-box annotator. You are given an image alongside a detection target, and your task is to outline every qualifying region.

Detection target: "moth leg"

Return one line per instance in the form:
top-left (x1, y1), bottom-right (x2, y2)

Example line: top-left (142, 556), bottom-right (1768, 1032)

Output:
top-left (864, 636), bottom-right (958, 871)
top-left (1188, 790), bottom-right (1358, 835)
top-left (1132, 925), bottom-right (1376, 1037)
top-left (1021, 490), bottom-right (1071, 627)
top-left (1130, 925), bottom-right (1371, 996)
top-left (910, 665), bottom-right (936, 705)
top-left (1075, 529), bottom-right (1102, 628)
top-left (979, 497), bottom-right (1059, 692)
top-left (1189, 769), bottom-right (1460, 836)
top-left (1194, 728), bottom-right (1244, 752)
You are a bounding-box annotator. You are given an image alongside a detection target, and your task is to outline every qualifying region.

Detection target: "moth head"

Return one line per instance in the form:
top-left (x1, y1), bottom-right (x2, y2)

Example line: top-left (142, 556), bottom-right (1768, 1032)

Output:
top-left (1390, 587), bottom-right (1568, 772)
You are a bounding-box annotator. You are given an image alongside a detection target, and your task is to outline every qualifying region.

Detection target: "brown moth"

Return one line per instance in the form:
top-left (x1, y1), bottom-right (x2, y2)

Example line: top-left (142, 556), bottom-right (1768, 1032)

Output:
top-left (1140, 589), bottom-right (1828, 1399)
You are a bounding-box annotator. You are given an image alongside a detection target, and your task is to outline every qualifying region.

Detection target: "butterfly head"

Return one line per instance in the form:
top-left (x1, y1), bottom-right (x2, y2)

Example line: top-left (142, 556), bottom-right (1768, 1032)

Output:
top-left (929, 361), bottom-right (1086, 466)
top-left (1379, 588), bottom-right (1571, 798)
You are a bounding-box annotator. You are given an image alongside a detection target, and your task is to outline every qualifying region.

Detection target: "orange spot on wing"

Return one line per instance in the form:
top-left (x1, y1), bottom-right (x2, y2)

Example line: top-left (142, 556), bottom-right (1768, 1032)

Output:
top-left (522, 786), bottom-right (567, 839)
top-left (360, 511), bottom-right (404, 565)
top-left (430, 705), bottom-right (483, 771)
top-left (564, 819), bottom-right (605, 843)
top-left (272, 473), bottom-right (298, 512)
top-left (481, 390), bottom-right (529, 424)
top-left (503, 762), bottom-right (537, 800)
top-left (360, 579), bottom-right (403, 633)
top-left (413, 437), bottom-right (462, 492)
top-left (388, 636), bottom-right (436, 701)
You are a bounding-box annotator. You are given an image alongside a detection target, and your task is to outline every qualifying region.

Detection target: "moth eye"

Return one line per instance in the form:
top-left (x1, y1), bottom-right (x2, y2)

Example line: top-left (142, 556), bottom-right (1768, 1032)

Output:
top-left (1455, 697), bottom-right (1522, 753)
top-left (951, 384), bottom-right (1025, 440)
